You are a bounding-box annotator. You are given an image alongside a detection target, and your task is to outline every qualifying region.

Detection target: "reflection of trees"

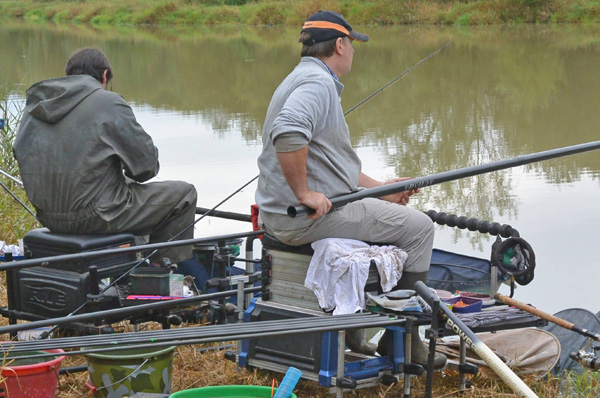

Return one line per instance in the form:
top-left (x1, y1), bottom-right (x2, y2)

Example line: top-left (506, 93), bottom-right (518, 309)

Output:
top-left (3, 22), bottom-right (600, 248)
top-left (0, 21), bottom-right (297, 142)
top-left (343, 25), bottom-right (600, 245)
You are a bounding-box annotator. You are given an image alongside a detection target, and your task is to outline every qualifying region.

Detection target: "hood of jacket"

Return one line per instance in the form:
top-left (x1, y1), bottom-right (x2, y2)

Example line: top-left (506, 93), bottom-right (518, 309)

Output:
top-left (25, 75), bottom-right (103, 124)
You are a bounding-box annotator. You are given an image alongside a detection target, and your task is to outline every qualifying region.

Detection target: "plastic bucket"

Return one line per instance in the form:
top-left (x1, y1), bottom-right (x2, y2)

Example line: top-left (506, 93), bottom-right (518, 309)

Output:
top-left (0, 349), bottom-right (65, 398)
top-left (84, 345), bottom-right (175, 398)
top-left (170, 385), bottom-right (298, 398)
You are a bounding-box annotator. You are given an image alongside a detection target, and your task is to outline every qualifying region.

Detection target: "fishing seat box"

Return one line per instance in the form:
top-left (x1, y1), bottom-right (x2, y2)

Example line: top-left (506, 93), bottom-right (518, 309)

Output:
top-left (260, 233), bottom-right (381, 311)
top-left (22, 227), bottom-right (136, 272)
top-left (240, 234), bottom-right (405, 386)
top-left (6, 228), bottom-right (137, 318)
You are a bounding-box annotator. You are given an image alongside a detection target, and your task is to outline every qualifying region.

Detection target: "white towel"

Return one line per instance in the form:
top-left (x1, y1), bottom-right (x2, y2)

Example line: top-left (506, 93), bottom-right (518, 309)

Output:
top-left (304, 238), bottom-right (408, 315)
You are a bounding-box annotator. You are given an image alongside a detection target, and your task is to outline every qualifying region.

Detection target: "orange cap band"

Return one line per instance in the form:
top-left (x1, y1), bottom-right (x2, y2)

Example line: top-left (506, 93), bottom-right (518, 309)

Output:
top-left (302, 21), bottom-right (350, 37)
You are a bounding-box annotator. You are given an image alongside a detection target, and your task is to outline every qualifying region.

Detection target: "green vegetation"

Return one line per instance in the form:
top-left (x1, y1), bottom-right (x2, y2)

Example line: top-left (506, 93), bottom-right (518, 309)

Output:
top-left (0, 85), bottom-right (39, 243)
top-left (1, 0), bottom-right (600, 27)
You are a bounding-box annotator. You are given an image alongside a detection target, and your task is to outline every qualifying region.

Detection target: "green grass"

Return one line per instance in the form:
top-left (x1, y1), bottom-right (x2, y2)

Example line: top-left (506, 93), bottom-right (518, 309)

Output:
top-left (2, 0), bottom-right (600, 27)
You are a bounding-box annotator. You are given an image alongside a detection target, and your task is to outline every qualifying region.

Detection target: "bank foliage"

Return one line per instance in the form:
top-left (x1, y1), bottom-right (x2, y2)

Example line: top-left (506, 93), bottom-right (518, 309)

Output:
top-left (1, 0), bottom-right (600, 26)
top-left (0, 86), bottom-right (39, 243)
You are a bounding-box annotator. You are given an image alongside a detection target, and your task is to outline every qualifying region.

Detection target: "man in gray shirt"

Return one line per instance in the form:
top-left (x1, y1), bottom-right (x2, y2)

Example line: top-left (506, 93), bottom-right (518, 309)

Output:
top-left (14, 48), bottom-right (197, 265)
top-left (256, 11), bottom-right (445, 367)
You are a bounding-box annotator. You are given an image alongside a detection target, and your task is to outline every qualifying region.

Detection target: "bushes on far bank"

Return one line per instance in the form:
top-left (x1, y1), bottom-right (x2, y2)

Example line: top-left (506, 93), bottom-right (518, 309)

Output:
top-left (1, 0), bottom-right (600, 27)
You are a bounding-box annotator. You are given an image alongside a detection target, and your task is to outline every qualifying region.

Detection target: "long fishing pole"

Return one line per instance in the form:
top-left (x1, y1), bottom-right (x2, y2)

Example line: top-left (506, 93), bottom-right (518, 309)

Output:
top-left (1, 314), bottom-right (406, 362)
top-left (0, 285), bottom-right (261, 335)
top-left (494, 294), bottom-right (600, 342)
top-left (415, 281), bottom-right (539, 398)
top-left (344, 42), bottom-right (452, 116)
top-left (0, 168), bottom-right (23, 185)
top-left (231, 43), bottom-right (453, 196)
top-left (2, 44), bottom-right (450, 334)
top-left (0, 178), bottom-right (36, 217)
top-left (288, 140), bottom-right (600, 218)
top-left (2, 313), bottom-right (391, 352)
top-left (34, 175), bottom-right (260, 338)
top-left (0, 231), bottom-right (262, 272)
top-left (196, 207), bottom-right (251, 222)
top-left (97, 175), bottom-right (258, 288)
top-left (0, 175), bottom-right (258, 337)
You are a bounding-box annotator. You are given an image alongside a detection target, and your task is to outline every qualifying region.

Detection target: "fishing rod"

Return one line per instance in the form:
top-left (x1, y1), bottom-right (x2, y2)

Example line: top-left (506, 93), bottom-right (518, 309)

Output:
top-left (344, 42), bottom-right (452, 116)
top-left (3, 312), bottom-right (390, 352)
top-left (228, 43), bottom-right (453, 198)
top-left (415, 281), bottom-right (539, 398)
top-left (196, 207), bottom-right (251, 223)
top-left (193, 207), bottom-right (520, 239)
top-left (0, 285), bottom-right (261, 335)
top-left (0, 168), bottom-right (36, 216)
top-left (0, 230), bottom-right (261, 271)
top-left (31, 175), bottom-right (259, 337)
top-left (0, 178), bottom-right (36, 217)
top-left (1, 313), bottom-right (405, 360)
top-left (494, 294), bottom-right (600, 343)
top-left (0, 168), bottom-right (23, 185)
top-left (288, 140), bottom-right (600, 218)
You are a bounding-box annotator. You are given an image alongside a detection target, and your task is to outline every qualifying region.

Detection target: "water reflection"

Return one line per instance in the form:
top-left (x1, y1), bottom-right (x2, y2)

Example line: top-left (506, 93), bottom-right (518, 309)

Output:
top-left (2, 21), bottom-right (600, 312)
top-left (2, 22), bottom-right (599, 223)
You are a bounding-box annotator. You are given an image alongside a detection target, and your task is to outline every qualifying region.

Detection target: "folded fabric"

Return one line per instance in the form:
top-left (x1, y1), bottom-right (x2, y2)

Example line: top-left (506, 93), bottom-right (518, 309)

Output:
top-left (304, 238), bottom-right (407, 315)
top-left (0, 241), bottom-right (21, 256)
top-left (366, 291), bottom-right (423, 312)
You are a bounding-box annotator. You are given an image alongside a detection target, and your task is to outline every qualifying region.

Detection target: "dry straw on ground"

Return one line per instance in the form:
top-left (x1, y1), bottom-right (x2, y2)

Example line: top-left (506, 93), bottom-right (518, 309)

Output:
top-left (0, 270), bottom-right (593, 397)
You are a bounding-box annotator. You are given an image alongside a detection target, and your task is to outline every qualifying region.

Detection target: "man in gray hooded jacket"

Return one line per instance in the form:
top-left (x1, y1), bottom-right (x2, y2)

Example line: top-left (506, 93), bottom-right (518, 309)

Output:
top-left (13, 48), bottom-right (197, 264)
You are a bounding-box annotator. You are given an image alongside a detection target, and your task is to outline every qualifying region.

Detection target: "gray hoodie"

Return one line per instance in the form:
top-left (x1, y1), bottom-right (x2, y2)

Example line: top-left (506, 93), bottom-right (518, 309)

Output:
top-left (256, 57), bottom-right (362, 231)
top-left (13, 75), bottom-right (159, 228)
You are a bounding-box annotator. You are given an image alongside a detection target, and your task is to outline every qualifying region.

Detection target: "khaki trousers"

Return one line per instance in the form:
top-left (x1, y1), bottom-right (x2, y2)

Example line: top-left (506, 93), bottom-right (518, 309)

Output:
top-left (265, 198), bottom-right (434, 273)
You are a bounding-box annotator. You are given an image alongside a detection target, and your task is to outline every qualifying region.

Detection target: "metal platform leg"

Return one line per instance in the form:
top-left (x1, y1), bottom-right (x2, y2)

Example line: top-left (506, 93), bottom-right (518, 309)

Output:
top-left (459, 338), bottom-right (467, 391)
top-left (336, 330), bottom-right (345, 398)
top-left (425, 299), bottom-right (440, 398)
top-left (403, 318), bottom-right (413, 398)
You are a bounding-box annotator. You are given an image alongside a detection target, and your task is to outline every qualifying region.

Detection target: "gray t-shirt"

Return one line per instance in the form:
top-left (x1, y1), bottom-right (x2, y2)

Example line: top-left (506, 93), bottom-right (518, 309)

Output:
top-left (255, 57), bottom-right (362, 230)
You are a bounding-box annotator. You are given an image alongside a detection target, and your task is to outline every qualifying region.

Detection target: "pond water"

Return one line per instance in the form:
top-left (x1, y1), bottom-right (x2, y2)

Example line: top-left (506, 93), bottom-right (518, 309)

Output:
top-left (1, 21), bottom-right (599, 315)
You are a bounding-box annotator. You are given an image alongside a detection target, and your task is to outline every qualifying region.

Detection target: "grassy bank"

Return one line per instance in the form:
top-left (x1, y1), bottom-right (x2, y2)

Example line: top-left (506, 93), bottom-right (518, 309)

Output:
top-left (1, 0), bottom-right (600, 27)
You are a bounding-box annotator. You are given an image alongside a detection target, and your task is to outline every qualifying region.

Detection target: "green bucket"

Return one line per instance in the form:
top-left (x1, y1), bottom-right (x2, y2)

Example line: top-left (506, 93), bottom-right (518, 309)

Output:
top-left (83, 345), bottom-right (175, 398)
top-left (170, 385), bottom-right (298, 398)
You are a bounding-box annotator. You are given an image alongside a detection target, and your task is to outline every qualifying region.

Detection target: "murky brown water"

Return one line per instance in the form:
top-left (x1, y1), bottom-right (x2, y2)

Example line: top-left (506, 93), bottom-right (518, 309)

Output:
top-left (1, 21), bottom-right (599, 314)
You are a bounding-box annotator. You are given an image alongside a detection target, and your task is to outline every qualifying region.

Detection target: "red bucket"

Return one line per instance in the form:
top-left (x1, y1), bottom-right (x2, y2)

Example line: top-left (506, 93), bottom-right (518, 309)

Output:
top-left (0, 349), bottom-right (65, 398)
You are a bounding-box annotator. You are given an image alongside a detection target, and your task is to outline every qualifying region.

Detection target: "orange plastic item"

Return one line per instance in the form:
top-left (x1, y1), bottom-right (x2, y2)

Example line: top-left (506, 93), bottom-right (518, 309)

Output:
top-left (453, 300), bottom-right (469, 307)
